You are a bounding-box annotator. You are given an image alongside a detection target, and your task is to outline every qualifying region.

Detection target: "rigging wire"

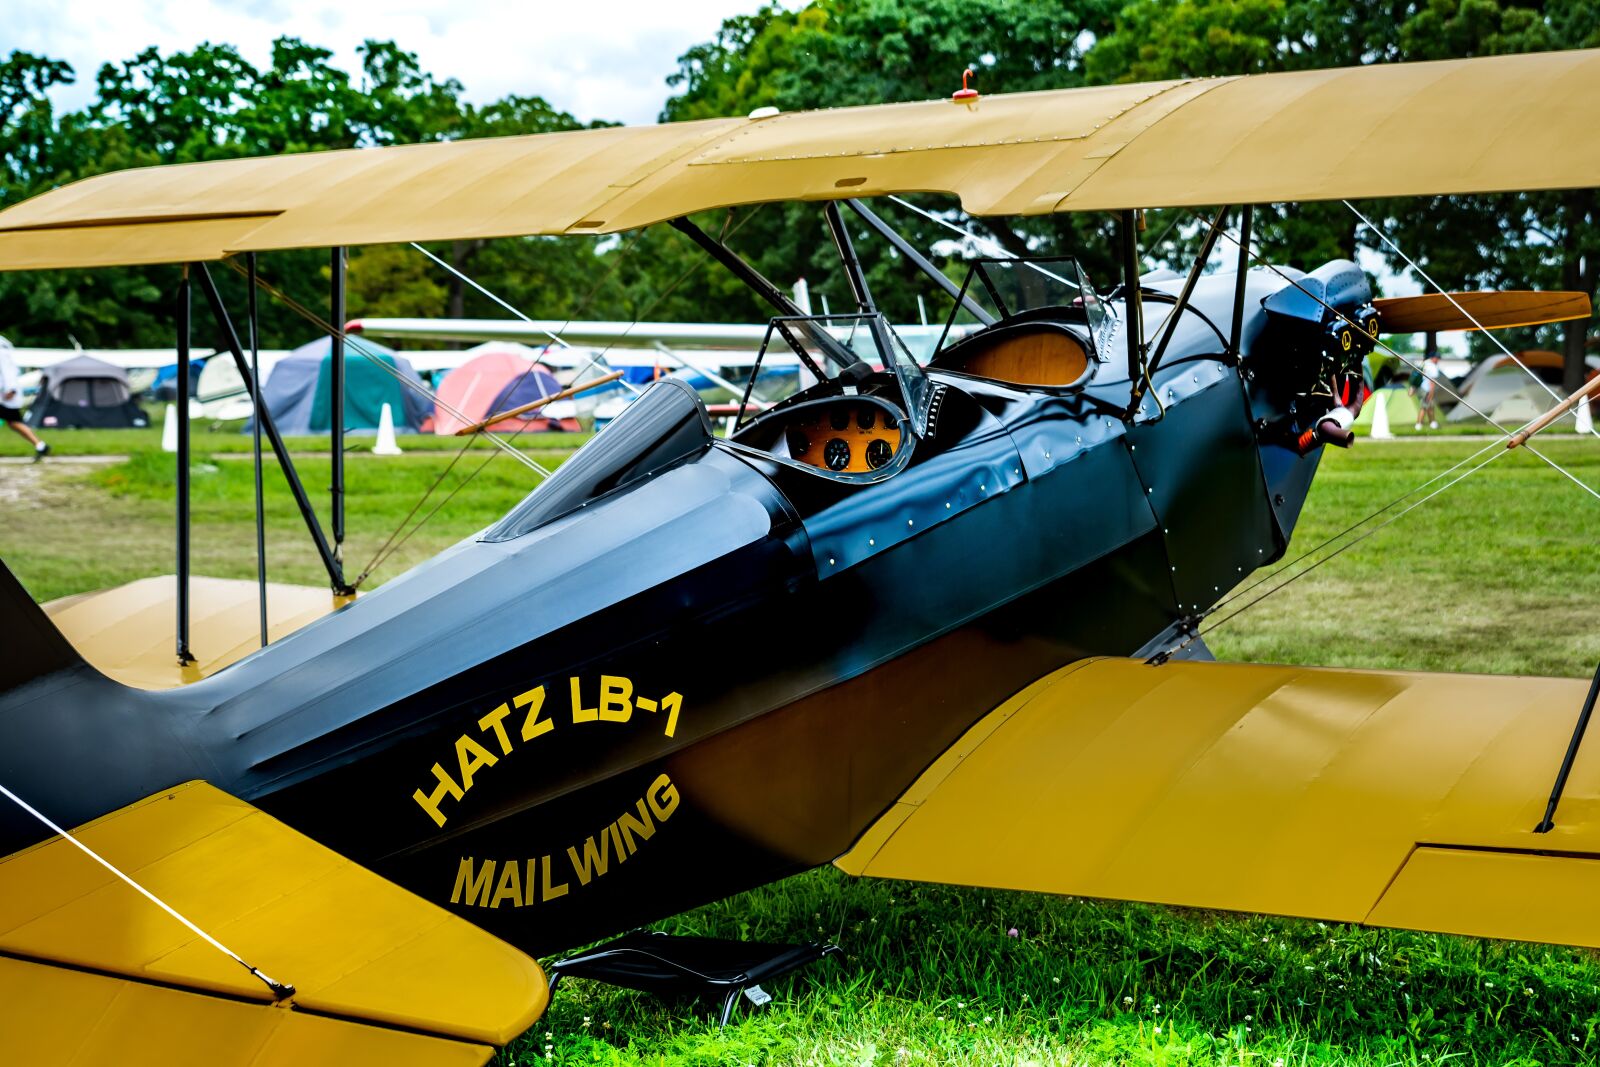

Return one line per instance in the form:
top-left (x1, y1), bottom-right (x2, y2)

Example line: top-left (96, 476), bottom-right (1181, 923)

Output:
top-left (0, 781), bottom-right (295, 1000)
top-left (1151, 215), bottom-right (1600, 659)
top-left (355, 206), bottom-right (769, 583)
top-left (407, 239), bottom-right (646, 396)
top-left (1199, 217), bottom-right (1600, 504)
top-left (1343, 199), bottom-right (1600, 440)
top-left (1197, 444), bottom-right (1511, 640)
top-left (219, 259), bottom-right (551, 478)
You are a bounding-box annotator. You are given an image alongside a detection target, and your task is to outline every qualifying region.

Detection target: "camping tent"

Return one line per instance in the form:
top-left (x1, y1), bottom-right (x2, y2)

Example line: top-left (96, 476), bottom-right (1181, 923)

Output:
top-left (255, 337), bottom-right (430, 434)
top-left (1353, 386), bottom-right (1419, 431)
top-left (196, 351), bottom-right (287, 420)
top-left (26, 354), bottom-right (149, 429)
top-left (432, 343), bottom-right (579, 435)
top-left (1448, 351), bottom-right (1600, 423)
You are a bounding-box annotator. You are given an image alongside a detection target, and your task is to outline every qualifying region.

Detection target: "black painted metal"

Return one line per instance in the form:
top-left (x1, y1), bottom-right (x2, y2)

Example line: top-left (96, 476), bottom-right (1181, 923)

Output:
top-left (330, 246), bottom-right (347, 553)
top-left (824, 201), bottom-right (875, 314)
top-left (1148, 207), bottom-right (1228, 378)
top-left (843, 199), bottom-right (994, 326)
top-left (1535, 660), bottom-right (1600, 832)
top-left (1230, 206), bottom-right (1254, 358)
top-left (195, 263), bottom-right (352, 594)
top-left (1120, 210), bottom-right (1145, 414)
top-left (0, 247), bottom-right (1353, 955)
top-left (175, 268), bottom-right (194, 666)
top-left (669, 216), bottom-right (862, 370)
top-left (247, 253), bottom-right (268, 648)
top-left (669, 216), bottom-right (805, 317)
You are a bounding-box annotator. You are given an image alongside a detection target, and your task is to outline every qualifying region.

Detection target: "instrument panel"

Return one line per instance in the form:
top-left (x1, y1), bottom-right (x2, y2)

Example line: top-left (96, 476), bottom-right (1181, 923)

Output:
top-left (783, 401), bottom-right (901, 474)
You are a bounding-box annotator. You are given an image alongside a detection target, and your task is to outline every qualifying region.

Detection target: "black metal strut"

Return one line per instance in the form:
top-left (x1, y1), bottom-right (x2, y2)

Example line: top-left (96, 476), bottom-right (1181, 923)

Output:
top-left (824, 201), bottom-right (876, 314)
top-left (1119, 209), bottom-right (1145, 416)
top-left (842, 199), bottom-right (995, 326)
top-left (329, 246), bottom-right (346, 555)
top-left (174, 268), bottom-right (195, 666)
top-left (1534, 660), bottom-right (1600, 833)
top-left (194, 263), bottom-right (354, 595)
top-left (247, 253), bottom-right (268, 648)
top-left (1146, 206), bottom-right (1229, 380)
top-left (1229, 205), bottom-right (1254, 360)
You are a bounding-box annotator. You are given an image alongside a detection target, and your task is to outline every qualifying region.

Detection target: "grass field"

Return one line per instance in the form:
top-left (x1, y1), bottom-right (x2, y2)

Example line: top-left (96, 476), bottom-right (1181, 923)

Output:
top-left (3, 430), bottom-right (1600, 1065)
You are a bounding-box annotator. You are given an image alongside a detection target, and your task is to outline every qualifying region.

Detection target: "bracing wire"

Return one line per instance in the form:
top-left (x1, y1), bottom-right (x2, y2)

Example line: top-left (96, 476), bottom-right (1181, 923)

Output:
top-left (1150, 215), bottom-right (1600, 660)
top-left (220, 259), bottom-right (551, 478)
top-left (1343, 199), bottom-right (1600, 440)
top-left (0, 781), bottom-right (295, 1000)
top-left (355, 206), bottom-right (769, 584)
top-left (1198, 216), bottom-right (1600, 504)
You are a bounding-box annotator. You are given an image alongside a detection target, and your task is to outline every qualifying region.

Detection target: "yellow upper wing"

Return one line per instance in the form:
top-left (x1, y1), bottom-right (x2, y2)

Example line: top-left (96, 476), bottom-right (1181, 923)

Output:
top-left (2, 49), bottom-right (1599, 269)
top-left (838, 657), bottom-right (1600, 948)
top-left (0, 781), bottom-right (548, 1065)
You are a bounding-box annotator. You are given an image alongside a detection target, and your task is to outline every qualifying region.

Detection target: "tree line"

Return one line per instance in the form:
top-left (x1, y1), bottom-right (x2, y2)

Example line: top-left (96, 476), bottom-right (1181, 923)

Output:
top-left (2, 1), bottom-right (1596, 386)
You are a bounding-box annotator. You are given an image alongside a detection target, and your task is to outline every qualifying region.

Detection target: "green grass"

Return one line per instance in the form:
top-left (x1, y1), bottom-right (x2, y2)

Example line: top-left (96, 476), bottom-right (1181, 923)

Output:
top-left (0, 419), bottom-right (593, 456)
top-left (4, 429), bottom-right (1600, 1065)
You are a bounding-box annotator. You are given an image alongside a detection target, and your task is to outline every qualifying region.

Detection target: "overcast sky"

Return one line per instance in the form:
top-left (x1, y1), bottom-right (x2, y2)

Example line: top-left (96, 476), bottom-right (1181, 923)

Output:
top-left (7, 0), bottom-right (763, 125)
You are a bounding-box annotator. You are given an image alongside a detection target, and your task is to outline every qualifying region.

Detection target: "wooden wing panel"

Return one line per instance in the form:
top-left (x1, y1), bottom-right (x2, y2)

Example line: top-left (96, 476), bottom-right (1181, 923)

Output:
top-left (837, 658), bottom-right (1600, 947)
top-left (0, 957), bottom-right (492, 1067)
top-left (0, 782), bottom-right (547, 1050)
top-left (3, 50), bottom-right (1600, 268)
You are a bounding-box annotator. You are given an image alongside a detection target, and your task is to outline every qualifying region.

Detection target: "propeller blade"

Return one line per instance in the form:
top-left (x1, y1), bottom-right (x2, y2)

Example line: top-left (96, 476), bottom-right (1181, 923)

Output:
top-left (1373, 291), bottom-right (1591, 333)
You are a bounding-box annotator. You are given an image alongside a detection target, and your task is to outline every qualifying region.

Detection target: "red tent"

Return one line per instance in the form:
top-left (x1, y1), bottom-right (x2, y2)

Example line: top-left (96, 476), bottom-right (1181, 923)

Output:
top-left (434, 344), bottom-right (579, 435)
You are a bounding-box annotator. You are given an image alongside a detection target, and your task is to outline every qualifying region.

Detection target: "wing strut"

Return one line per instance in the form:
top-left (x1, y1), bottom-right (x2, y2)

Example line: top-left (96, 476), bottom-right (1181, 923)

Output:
top-left (843, 199), bottom-right (995, 326)
top-left (195, 263), bottom-right (354, 595)
top-left (1535, 660), bottom-right (1600, 832)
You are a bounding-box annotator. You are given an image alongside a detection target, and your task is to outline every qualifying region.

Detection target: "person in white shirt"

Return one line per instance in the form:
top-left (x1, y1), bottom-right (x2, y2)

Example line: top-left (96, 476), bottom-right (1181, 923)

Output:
top-left (1415, 353), bottom-right (1442, 431)
top-left (0, 337), bottom-right (49, 459)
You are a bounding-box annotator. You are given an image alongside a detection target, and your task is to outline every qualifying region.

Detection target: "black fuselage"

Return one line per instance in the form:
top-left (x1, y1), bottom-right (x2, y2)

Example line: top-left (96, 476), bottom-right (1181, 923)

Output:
top-left (0, 270), bottom-right (1334, 953)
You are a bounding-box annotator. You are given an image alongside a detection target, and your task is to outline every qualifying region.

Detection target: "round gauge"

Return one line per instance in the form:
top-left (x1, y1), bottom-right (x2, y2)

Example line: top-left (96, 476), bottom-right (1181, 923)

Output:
top-left (865, 439), bottom-right (893, 470)
top-left (857, 407), bottom-right (876, 430)
top-left (786, 430), bottom-right (809, 457)
top-left (824, 438), bottom-right (851, 471)
top-left (829, 407), bottom-right (852, 431)
top-left (880, 410), bottom-right (898, 432)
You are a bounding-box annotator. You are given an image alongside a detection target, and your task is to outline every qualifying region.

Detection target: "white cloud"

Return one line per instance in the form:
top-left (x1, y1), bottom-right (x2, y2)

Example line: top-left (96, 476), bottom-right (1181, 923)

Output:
top-left (9, 0), bottom-right (760, 125)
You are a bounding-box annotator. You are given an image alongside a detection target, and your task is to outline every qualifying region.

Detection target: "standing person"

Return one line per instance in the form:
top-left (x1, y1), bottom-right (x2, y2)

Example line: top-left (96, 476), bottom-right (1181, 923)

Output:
top-left (1415, 353), bottom-right (1442, 431)
top-left (0, 337), bottom-right (49, 460)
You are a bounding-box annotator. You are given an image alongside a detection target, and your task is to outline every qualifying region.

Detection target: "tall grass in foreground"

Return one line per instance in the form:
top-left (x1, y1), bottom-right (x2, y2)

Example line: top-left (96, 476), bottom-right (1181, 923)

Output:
top-left (517, 869), bottom-right (1599, 1066)
top-left (4, 433), bottom-right (1599, 1064)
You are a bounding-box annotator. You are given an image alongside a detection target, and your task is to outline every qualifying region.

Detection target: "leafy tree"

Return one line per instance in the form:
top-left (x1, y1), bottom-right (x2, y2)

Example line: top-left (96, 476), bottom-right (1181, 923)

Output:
top-left (658, 0), bottom-right (1126, 327)
top-left (1090, 0), bottom-right (1600, 387)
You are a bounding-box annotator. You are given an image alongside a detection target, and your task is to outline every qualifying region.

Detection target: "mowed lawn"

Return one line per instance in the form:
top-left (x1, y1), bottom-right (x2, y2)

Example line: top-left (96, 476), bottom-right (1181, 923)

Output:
top-left (3, 431), bottom-right (1600, 1065)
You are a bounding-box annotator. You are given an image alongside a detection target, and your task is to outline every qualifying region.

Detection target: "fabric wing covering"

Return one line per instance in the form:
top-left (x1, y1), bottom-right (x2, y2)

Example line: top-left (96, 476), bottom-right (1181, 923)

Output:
top-left (2, 49), bottom-right (1599, 271)
top-left (0, 781), bottom-right (547, 1066)
top-left (837, 657), bottom-right (1600, 949)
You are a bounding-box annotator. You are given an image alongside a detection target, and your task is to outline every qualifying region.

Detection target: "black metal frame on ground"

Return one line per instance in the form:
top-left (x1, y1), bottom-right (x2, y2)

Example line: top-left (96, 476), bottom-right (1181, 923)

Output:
top-left (548, 931), bottom-right (842, 1026)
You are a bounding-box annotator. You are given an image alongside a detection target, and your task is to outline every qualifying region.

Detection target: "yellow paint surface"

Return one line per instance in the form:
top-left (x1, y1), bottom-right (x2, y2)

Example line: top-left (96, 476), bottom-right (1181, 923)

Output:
top-left (0, 782), bottom-right (548, 1045)
top-left (838, 657), bottom-right (1600, 947)
top-left (0, 956), bottom-right (494, 1067)
top-left (0, 49), bottom-right (1597, 268)
top-left (44, 574), bottom-right (348, 688)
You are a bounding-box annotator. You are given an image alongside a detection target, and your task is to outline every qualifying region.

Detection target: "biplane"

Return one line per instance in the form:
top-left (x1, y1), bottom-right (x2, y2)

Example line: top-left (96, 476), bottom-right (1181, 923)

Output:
top-left (1, 47), bottom-right (1599, 1064)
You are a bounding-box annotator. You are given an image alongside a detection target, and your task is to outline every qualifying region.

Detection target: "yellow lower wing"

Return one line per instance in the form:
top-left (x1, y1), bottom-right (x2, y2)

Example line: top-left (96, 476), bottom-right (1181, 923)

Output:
top-left (838, 658), bottom-right (1600, 947)
top-left (0, 782), bottom-right (548, 1065)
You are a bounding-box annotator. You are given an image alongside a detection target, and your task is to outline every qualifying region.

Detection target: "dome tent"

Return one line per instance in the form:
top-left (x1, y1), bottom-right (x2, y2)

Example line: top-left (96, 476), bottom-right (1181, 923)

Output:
top-left (254, 336), bottom-right (430, 435)
top-left (433, 343), bottom-right (579, 436)
top-left (26, 354), bottom-right (149, 429)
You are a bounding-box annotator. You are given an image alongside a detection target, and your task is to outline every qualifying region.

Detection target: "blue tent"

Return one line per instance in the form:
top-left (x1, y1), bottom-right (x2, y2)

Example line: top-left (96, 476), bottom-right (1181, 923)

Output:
top-left (255, 337), bottom-right (431, 434)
